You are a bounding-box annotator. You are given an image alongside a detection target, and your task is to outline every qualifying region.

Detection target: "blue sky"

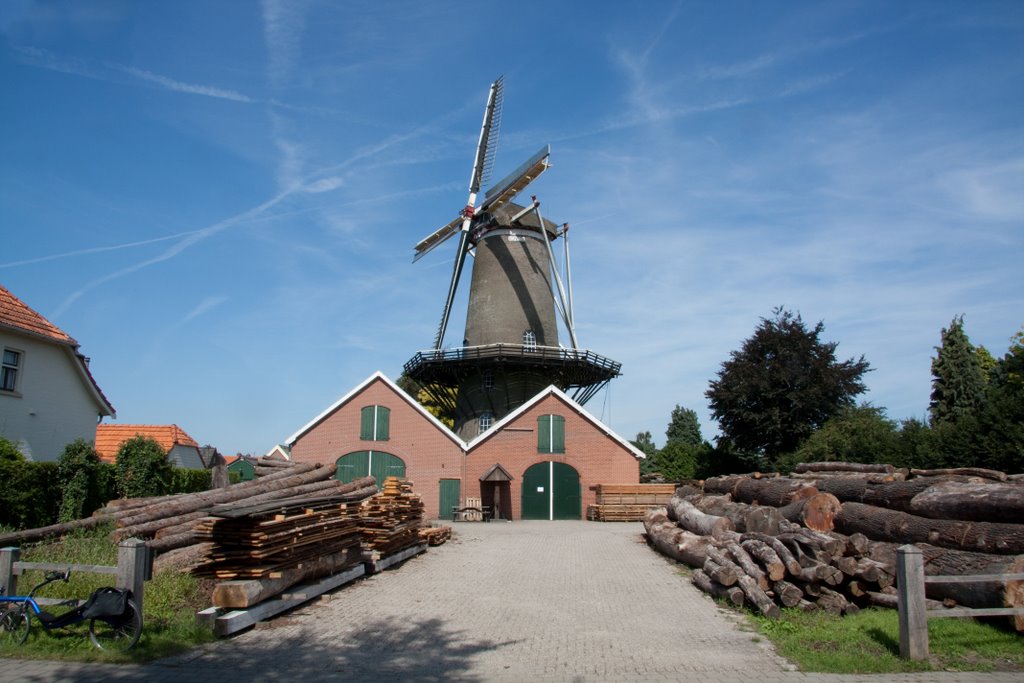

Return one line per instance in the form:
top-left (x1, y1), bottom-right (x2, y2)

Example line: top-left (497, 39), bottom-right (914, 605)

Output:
top-left (1, 1), bottom-right (1021, 455)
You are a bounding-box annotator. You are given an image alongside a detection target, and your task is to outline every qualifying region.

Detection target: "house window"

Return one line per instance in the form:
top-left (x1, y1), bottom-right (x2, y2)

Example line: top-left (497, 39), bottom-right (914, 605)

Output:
top-left (1, 349), bottom-right (21, 392)
top-left (523, 330), bottom-right (537, 352)
top-left (537, 414), bottom-right (565, 454)
top-left (482, 370), bottom-right (494, 390)
top-left (360, 405), bottom-right (390, 441)
top-left (478, 412), bottom-right (493, 435)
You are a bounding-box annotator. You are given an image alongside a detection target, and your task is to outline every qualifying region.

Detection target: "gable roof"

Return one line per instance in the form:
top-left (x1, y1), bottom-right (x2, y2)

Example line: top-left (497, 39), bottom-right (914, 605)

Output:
top-left (94, 424), bottom-right (200, 463)
top-left (285, 371), bottom-right (463, 448)
top-left (0, 284), bottom-right (115, 417)
top-left (465, 385), bottom-right (646, 460)
top-left (0, 284), bottom-right (75, 344)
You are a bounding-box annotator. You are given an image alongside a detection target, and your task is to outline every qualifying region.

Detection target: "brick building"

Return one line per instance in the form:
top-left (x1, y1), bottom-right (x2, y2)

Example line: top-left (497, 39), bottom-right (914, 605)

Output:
top-left (286, 372), bottom-right (642, 520)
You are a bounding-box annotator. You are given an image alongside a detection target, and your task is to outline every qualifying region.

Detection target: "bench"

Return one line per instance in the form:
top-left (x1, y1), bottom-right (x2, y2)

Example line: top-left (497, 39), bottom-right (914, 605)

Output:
top-left (452, 506), bottom-right (493, 522)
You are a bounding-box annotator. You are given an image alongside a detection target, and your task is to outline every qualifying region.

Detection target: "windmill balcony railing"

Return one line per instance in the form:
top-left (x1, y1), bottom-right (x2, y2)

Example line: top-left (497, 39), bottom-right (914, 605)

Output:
top-left (404, 343), bottom-right (621, 374)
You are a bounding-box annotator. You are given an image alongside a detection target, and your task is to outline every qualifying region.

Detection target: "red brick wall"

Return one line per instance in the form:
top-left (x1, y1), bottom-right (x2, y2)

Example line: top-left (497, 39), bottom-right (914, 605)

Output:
top-left (289, 378), bottom-right (463, 519)
top-left (290, 378), bottom-right (640, 521)
top-left (467, 393), bottom-right (640, 520)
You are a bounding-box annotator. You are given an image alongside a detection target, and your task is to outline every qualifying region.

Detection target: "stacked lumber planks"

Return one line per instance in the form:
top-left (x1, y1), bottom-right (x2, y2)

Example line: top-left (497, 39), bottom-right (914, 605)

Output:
top-left (419, 526), bottom-right (453, 546)
top-left (587, 484), bottom-right (676, 522)
top-left (644, 462), bottom-right (1024, 629)
top-left (360, 477), bottom-right (425, 558)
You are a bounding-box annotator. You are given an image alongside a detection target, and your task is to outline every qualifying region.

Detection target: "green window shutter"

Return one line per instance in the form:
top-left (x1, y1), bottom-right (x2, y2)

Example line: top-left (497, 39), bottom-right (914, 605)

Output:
top-left (377, 406), bottom-right (390, 440)
top-left (538, 415), bottom-right (551, 453)
top-left (551, 415), bottom-right (565, 453)
top-left (360, 406), bottom-right (375, 440)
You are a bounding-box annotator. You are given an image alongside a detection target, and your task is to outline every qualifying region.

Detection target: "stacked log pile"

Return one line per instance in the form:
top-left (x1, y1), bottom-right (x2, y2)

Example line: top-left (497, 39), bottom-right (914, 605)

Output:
top-left (643, 462), bottom-right (1024, 629)
top-left (586, 484), bottom-right (677, 522)
top-left (360, 477), bottom-right (426, 558)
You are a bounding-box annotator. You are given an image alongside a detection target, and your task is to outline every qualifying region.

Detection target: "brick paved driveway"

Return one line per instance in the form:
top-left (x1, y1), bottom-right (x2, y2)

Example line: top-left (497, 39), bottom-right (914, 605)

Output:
top-left (3, 521), bottom-right (1019, 682)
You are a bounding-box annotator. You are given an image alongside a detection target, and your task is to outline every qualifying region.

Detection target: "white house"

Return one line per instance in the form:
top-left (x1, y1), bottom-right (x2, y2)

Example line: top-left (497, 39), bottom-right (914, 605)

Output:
top-left (0, 284), bottom-right (115, 461)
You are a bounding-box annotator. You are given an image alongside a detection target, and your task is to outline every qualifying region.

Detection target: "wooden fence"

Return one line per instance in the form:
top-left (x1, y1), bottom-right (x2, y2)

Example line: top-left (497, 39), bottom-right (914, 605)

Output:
top-left (0, 538), bottom-right (151, 614)
top-left (896, 544), bottom-right (1024, 660)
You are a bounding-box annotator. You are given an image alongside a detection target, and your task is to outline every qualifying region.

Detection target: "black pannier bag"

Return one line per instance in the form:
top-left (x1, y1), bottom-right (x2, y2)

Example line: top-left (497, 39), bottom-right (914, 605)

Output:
top-left (80, 587), bottom-right (130, 620)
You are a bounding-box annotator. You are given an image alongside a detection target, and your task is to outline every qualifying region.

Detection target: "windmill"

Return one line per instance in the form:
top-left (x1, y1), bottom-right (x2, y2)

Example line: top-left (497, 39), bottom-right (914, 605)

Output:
top-left (404, 77), bottom-right (620, 440)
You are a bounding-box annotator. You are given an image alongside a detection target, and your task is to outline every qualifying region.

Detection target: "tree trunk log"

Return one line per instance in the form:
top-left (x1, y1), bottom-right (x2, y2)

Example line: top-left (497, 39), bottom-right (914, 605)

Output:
top-left (725, 541), bottom-right (768, 590)
top-left (152, 542), bottom-right (214, 573)
top-left (688, 495), bottom-right (783, 535)
top-left (835, 501), bottom-right (1024, 554)
top-left (692, 569), bottom-right (745, 605)
top-left (742, 532), bottom-right (802, 576)
top-left (908, 481), bottom-right (1024, 524)
top-left (867, 541), bottom-right (1024, 630)
top-left (778, 492), bottom-right (842, 532)
top-left (741, 539), bottom-right (786, 581)
top-left (703, 476), bottom-right (818, 507)
top-left (668, 497), bottom-right (735, 539)
top-left (703, 558), bottom-right (739, 587)
top-left (642, 508), bottom-right (714, 568)
top-left (910, 467), bottom-right (1007, 482)
top-left (115, 464), bottom-right (335, 529)
top-left (737, 573), bottom-right (780, 619)
top-left (771, 579), bottom-right (804, 607)
top-left (865, 590), bottom-right (948, 611)
top-left (794, 462), bottom-right (895, 474)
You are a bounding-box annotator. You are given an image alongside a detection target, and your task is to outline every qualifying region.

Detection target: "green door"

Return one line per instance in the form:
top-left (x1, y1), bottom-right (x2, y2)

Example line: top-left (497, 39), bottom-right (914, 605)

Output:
top-left (336, 451), bottom-right (404, 487)
top-left (520, 462), bottom-right (581, 520)
top-left (335, 451), bottom-right (370, 483)
top-left (439, 479), bottom-right (460, 520)
top-left (369, 452), bottom-right (406, 487)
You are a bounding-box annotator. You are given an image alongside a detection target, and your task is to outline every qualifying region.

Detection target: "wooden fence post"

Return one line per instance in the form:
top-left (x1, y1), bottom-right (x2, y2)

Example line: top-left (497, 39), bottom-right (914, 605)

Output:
top-left (117, 538), bottom-right (150, 616)
top-left (897, 544), bottom-right (928, 660)
top-left (0, 547), bottom-right (20, 597)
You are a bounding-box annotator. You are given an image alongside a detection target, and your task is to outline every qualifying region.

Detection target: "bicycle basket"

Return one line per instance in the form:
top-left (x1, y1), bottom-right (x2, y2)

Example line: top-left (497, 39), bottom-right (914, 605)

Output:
top-left (80, 587), bottom-right (130, 619)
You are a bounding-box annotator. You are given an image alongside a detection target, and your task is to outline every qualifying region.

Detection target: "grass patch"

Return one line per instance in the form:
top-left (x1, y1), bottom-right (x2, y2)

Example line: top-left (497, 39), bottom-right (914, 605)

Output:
top-left (752, 607), bottom-right (1024, 674)
top-left (1, 525), bottom-right (216, 662)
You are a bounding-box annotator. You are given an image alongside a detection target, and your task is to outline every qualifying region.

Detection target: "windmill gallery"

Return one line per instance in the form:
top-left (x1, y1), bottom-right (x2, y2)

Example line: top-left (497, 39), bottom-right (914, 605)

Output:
top-left (287, 79), bottom-right (642, 520)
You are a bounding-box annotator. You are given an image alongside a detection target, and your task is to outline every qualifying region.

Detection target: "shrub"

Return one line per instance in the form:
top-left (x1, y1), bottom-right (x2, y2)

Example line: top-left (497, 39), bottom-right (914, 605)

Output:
top-left (0, 436), bottom-right (25, 463)
top-left (115, 436), bottom-right (173, 498)
top-left (169, 468), bottom-right (211, 493)
top-left (0, 460), bottom-right (61, 529)
top-left (57, 439), bottom-right (103, 522)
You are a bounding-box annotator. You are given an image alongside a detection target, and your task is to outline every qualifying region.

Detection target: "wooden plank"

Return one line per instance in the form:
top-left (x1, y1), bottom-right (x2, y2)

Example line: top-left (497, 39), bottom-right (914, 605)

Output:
top-left (365, 544), bottom-right (426, 574)
top-left (925, 573), bottom-right (1024, 584)
top-left (13, 561), bottom-right (118, 575)
top-left (927, 607), bottom-right (1024, 618)
top-left (212, 565), bottom-right (366, 636)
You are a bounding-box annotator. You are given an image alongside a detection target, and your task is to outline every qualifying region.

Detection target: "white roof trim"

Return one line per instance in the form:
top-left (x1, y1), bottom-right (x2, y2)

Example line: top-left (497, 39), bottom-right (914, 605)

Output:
top-left (465, 385), bottom-right (646, 460)
top-left (285, 371), bottom-right (465, 448)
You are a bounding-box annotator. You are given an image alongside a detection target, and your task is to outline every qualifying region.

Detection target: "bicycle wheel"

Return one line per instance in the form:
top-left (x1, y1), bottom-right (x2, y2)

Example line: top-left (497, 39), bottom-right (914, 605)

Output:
top-left (88, 599), bottom-right (142, 652)
top-left (0, 607), bottom-right (30, 646)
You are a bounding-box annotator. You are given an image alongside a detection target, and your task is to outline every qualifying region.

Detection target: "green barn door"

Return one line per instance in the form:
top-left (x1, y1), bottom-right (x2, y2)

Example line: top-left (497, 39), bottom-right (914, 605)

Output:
top-left (551, 462), bottom-right (581, 520)
top-left (369, 452), bottom-right (406, 487)
top-left (521, 462), bottom-right (581, 520)
top-left (335, 451), bottom-right (370, 483)
top-left (521, 463), bottom-right (550, 519)
top-left (336, 451), bottom-right (405, 487)
top-left (439, 479), bottom-right (460, 520)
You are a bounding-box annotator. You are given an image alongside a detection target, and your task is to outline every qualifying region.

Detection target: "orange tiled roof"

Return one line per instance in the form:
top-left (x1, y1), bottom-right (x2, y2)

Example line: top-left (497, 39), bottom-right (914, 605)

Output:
top-left (0, 284), bottom-right (75, 344)
top-left (94, 424), bottom-right (200, 463)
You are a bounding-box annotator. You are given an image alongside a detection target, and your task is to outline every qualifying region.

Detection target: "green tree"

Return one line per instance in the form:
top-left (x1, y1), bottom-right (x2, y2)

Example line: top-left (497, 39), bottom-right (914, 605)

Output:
top-left (0, 436), bottom-right (24, 463)
top-left (115, 435), bottom-right (173, 498)
top-left (653, 441), bottom-right (702, 482)
top-left (705, 308), bottom-right (870, 466)
top-left (666, 405), bottom-right (702, 446)
top-left (57, 439), bottom-right (102, 522)
top-left (631, 431), bottom-right (657, 457)
top-left (396, 374), bottom-right (456, 429)
top-left (971, 325), bottom-right (1024, 472)
top-left (793, 405), bottom-right (899, 467)
top-left (929, 316), bottom-right (987, 425)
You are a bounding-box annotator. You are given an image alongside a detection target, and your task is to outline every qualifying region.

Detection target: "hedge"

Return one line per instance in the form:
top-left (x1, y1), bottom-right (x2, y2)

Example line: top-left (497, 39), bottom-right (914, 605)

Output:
top-left (0, 461), bottom-right (62, 530)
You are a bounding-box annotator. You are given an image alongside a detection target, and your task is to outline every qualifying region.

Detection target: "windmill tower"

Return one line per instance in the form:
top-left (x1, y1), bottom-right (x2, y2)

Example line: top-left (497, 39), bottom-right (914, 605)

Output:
top-left (404, 78), bottom-right (620, 440)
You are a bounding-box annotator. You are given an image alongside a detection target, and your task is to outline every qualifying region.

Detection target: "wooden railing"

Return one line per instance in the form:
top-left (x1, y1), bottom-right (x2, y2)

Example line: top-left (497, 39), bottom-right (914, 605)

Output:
top-left (896, 544), bottom-right (1024, 660)
top-left (0, 539), bottom-right (151, 614)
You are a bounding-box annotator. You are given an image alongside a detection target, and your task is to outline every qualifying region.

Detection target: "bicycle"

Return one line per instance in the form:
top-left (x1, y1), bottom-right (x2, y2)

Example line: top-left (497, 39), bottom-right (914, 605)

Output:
top-left (0, 569), bottom-right (142, 651)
